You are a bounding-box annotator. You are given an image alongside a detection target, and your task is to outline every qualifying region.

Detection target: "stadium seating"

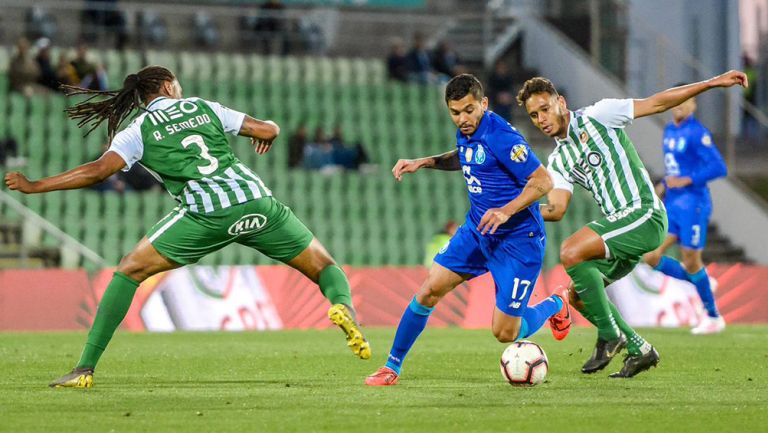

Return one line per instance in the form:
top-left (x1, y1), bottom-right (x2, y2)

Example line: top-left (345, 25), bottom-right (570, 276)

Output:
top-left (0, 48), bottom-right (601, 269)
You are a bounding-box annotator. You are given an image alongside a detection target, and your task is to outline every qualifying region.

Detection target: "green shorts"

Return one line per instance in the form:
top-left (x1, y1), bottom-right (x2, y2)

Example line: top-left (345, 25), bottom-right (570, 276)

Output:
top-left (146, 197), bottom-right (314, 265)
top-left (586, 206), bottom-right (667, 283)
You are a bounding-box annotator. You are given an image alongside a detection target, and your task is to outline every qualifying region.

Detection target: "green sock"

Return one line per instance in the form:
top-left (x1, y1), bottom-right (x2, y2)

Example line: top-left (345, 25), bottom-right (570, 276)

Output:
top-left (609, 303), bottom-right (649, 355)
top-left (76, 272), bottom-right (139, 369)
top-left (575, 288), bottom-right (650, 355)
top-left (566, 262), bottom-right (620, 341)
top-left (318, 265), bottom-right (353, 309)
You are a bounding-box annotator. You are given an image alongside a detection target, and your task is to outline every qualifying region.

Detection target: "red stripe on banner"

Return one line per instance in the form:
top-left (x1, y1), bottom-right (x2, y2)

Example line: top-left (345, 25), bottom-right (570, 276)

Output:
top-left (0, 269), bottom-right (93, 331)
top-left (3, 262), bottom-right (767, 331)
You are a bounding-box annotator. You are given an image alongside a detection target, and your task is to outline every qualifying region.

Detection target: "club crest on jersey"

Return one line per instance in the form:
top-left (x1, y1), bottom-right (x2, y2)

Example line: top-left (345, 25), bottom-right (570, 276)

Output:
top-left (579, 131), bottom-right (589, 143)
top-left (510, 144), bottom-right (528, 163)
top-left (475, 145), bottom-right (486, 164)
top-left (702, 134), bottom-right (713, 146)
top-left (586, 151), bottom-right (603, 167)
top-left (465, 147), bottom-right (473, 163)
top-left (228, 213), bottom-right (268, 236)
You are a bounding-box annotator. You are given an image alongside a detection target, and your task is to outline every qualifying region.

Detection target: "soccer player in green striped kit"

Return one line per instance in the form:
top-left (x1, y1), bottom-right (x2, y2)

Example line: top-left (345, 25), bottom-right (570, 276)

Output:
top-left (518, 70), bottom-right (747, 377)
top-left (4, 66), bottom-right (371, 388)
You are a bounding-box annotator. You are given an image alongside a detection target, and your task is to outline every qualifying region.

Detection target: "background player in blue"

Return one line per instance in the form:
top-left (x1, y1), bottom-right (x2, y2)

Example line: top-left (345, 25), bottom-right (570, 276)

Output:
top-left (643, 93), bottom-right (727, 334)
top-left (365, 74), bottom-right (571, 386)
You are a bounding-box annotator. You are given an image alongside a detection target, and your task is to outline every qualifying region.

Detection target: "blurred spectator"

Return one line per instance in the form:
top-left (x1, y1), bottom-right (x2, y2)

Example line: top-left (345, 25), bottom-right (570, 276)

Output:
top-left (423, 220), bottom-right (459, 266)
top-left (487, 61), bottom-right (514, 120)
top-left (25, 6), bottom-right (58, 41)
top-left (57, 52), bottom-right (79, 87)
top-left (8, 37), bottom-right (47, 96)
top-left (386, 38), bottom-right (409, 82)
top-left (0, 136), bottom-right (21, 167)
top-left (89, 144), bottom-right (159, 192)
top-left (406, 32), bottom-right (433, 84)
top-left (431, 41), bottom-right (461, 79)
top-left (81, 0), bottom-right (129, 50)
top-left (329, 125), bottom-right (370, 170)
top-left (121, 164), bottom-right (161, 191)
top-left (255, 0), bottom-right (289, 54)
top-left (34, 38), bottom-right (59, 91)
top-left (288, 124), bottom-right (308, 168)
top-left (71, 42), bottom-right (109, 91)
top-left (303, 127), bottom-right (335, 171)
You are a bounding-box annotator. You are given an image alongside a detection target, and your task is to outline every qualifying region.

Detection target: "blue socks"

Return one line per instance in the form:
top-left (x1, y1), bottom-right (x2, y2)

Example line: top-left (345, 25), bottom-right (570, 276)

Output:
top-left (688, 268), bottom-right (719, 318)
top-left (655, 256), bottom-right (719, 318)
top-left (654, 256), bottom-right (688, 280)
top-left (517, 295), bottom-right (563, 340)
top-left (385, 297), bottom-right (434, 374)
top-left (384, 295), bottom-right (564, 374)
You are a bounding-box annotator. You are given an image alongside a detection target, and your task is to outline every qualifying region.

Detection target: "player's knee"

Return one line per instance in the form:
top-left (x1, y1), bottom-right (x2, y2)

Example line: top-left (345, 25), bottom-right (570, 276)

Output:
top-left (643, 251), bottom-right (661, 268)
top-left (493, 326), bottom-right (520, 343)
top-left (116, 254), bottom-right (148, 282)
top-left (559, 244), bottom-right (583, 268)
top-left (682, 259), bottom-right (702, 274)
top-left (415, 284), bottom-right (445, 308)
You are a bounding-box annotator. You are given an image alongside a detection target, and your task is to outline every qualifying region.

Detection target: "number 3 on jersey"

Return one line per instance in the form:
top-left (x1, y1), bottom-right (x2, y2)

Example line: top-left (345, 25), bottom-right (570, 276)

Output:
top-left (182, 134), bottom-right (219, 175)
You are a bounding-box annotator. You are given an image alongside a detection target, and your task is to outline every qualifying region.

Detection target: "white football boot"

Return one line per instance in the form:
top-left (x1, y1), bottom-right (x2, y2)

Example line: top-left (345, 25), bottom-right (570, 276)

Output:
top-left (691, 315), bottom-right (726, 335)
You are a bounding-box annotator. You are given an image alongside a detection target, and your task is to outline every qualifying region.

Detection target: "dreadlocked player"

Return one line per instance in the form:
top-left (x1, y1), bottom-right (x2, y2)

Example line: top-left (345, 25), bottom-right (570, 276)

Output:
top-left (4, 66), bottom-right (371, 388)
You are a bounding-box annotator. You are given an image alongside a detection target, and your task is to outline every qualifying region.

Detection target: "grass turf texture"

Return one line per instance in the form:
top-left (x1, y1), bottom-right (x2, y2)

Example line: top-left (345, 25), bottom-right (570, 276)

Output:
top-left (1, 326), bottom-right (766, 433)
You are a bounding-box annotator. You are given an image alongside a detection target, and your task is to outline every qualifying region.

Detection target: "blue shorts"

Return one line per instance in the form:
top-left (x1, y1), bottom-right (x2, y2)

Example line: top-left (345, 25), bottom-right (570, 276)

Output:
top-left (433, 224), bottom-right (545, 317)
top-left (666, 197), bottom-right (711, 250)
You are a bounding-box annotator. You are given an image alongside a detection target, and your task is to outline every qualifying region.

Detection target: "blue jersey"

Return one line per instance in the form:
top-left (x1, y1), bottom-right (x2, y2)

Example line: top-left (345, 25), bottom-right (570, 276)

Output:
top-left (662, 115), bottom-right (727, 207)
top-left (456, 111), bottom-right (544, 237)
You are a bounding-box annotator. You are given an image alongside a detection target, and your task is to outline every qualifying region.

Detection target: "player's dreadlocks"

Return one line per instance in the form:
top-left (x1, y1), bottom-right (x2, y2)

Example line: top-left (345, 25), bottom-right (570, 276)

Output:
top-left (61, 65), bottom-right (176, 142)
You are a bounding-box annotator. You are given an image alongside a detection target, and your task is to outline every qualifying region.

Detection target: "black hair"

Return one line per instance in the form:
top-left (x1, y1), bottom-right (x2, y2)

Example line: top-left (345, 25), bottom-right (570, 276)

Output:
top-left (61, 65), bottom-right (176, 142)
top-left (445, 74), bottom-right (484, 104)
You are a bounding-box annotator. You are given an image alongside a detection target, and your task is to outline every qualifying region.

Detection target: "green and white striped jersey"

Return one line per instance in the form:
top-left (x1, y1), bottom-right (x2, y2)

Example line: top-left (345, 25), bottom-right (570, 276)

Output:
top-left (109, 96), bottom-right (272, 213)
top-left (547, 98), bottom-right (662, 216)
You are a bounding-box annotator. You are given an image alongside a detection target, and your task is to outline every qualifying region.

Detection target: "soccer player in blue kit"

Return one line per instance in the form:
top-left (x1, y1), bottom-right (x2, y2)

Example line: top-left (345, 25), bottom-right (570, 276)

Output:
top-left (642, 93), bottom-right (728, 334)
top-left (365, 74), bottom-right (571, 386)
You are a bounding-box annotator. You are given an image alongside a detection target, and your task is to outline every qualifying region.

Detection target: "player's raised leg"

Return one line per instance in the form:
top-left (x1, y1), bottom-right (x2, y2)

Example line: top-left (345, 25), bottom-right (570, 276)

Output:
top-left (49, 237), bottom-right (180, 388)
top-left (560, 227), bottom-right (628, 370)
top-left (365, 262), bottom-right (466, 386)
top-left (287, 237), bottom-right (371, 359)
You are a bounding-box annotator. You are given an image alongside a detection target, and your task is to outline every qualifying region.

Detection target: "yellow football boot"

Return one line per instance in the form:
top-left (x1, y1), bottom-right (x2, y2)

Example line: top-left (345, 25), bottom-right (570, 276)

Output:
top-left (49, 368), bottom-right (94, 388)
top-left (328, 304), bottom-right (371, 360)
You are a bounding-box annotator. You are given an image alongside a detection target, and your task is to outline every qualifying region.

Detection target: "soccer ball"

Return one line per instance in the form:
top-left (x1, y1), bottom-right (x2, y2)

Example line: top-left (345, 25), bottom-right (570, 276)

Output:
top-left (499, 340), bottom-right (548, 387)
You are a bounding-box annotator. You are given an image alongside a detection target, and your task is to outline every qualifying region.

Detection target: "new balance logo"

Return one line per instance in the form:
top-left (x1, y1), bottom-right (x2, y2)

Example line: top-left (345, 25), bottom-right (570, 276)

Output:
top-left (509, 301), bottom-right (521, 309)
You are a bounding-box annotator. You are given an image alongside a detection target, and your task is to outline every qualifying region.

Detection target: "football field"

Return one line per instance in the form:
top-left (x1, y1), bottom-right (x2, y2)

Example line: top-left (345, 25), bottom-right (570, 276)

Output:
top-left (1, 326), bottom-right (766, 433)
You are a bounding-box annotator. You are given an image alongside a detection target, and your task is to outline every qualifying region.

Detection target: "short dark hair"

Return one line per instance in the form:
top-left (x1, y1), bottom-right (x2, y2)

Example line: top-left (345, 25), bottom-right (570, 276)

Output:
top-left (516, 76), bottom-right (559, 106)
top-left (445, 74), bottom-right (484, 104)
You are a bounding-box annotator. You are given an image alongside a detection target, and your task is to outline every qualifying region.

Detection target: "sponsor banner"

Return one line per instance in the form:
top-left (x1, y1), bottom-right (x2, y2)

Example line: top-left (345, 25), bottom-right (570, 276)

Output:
top-left (1, 263), bottom-right (766, 331)
top-left (0, 269), bottom-right (93, 331)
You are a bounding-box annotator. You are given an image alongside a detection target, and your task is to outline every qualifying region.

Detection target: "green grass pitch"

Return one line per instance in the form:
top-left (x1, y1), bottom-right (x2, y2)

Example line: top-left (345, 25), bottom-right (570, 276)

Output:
top-left (1, 326), bottom-right (766, 432)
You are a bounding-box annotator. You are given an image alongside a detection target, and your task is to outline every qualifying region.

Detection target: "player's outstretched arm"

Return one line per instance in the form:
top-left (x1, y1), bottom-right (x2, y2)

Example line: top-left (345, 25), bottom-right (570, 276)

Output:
top-left (477, 165), bottom-right (553, 235)
top-left (392, 149), bottom-right (460, 181)
top-left (239, 116), bottom-right (280, 155)
top-left (540, 188), bottom-right (572, 222)
top-left (633, 70), bottom-right (748, 119)
top-left (4, 151), bottom-right (125, 194)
